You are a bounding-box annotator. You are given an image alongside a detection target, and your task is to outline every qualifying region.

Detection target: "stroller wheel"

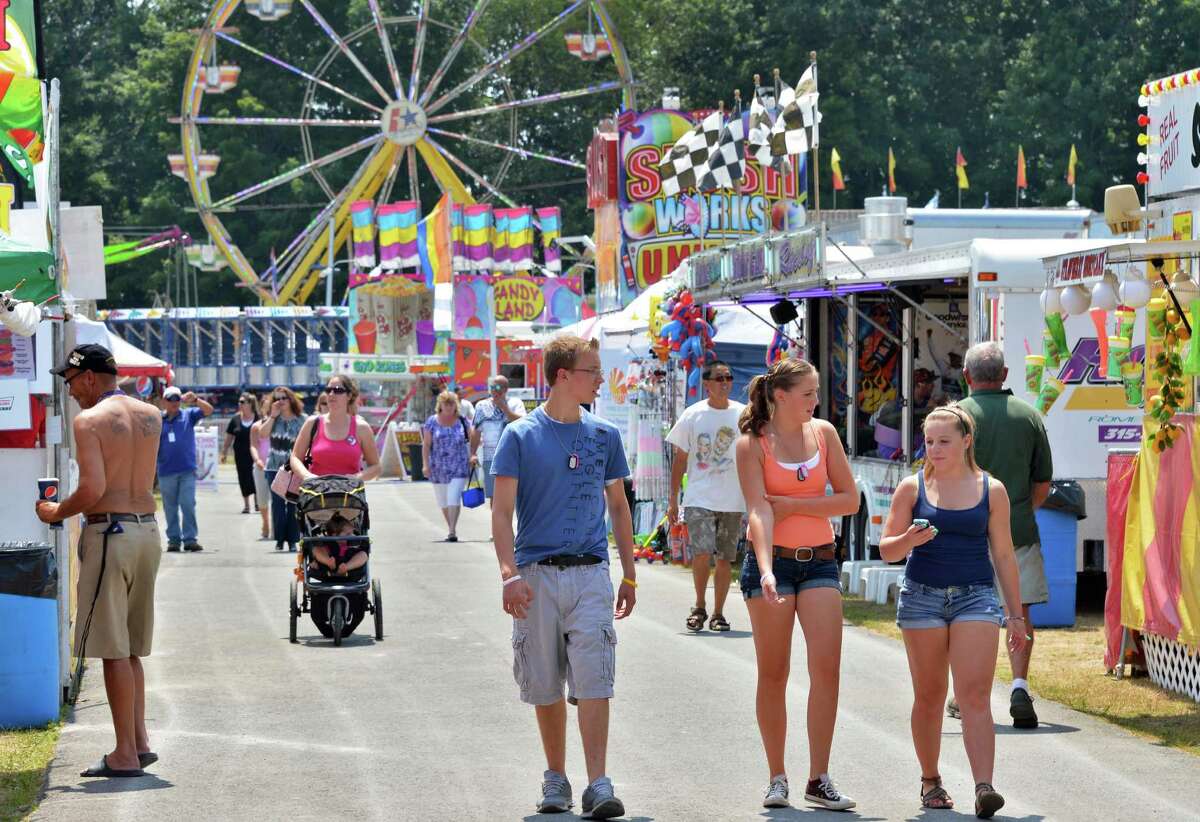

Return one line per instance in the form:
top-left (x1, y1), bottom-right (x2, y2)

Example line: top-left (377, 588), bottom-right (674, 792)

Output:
top-left (331, 598), bottom-right (346, 647)
top-left (372, 579), bottom-right (383, 641)
top-left (289, 580), bottom-right (298, 644)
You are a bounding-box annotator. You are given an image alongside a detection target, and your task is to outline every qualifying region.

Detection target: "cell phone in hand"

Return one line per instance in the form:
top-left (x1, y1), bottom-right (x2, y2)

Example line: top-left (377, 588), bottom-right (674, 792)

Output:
top-left (913, 518), bottom-right (931, 530)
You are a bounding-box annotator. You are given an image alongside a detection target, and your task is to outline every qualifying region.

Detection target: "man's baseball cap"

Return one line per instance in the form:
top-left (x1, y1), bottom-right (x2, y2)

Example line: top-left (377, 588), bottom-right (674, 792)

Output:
top-left (52, 343), bottom-right (118, 377)
top-left (163, 386), bottom-right (182, 400)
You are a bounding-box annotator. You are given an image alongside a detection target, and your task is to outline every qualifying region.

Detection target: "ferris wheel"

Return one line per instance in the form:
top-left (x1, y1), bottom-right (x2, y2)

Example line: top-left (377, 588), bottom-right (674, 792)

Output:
top-left (173, 0), bottom-right (635, 305)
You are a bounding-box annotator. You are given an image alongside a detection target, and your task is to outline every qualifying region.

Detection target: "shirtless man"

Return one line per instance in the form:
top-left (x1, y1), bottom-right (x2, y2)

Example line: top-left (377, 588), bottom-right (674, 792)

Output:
top-left (36, 344), bottom-right (164, 778)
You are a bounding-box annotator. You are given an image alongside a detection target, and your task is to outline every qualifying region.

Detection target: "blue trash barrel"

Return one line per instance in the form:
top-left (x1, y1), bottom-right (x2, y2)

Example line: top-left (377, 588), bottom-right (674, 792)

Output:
top-left (1028, 509), bottom-right (1077, 628)
top-left (0, 545), bottom-right (60, 728)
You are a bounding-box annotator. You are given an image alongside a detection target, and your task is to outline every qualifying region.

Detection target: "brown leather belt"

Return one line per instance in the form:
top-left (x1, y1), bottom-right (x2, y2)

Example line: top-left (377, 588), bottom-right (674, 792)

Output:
top-left (772, 543), bottom-right (837, 562)
top-left (86, 512), bottom-right (156, 525)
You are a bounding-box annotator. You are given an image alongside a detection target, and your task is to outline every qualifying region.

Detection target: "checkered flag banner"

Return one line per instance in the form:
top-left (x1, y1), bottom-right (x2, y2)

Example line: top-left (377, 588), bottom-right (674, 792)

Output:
top-left (770, 65), bottom-right (821, 157)
top-left (659, 110), bottom-right (722, 197)
top-left (697, 118), bottom-right (746, 191)
top-left (748, 91), bottom-right (792, 177)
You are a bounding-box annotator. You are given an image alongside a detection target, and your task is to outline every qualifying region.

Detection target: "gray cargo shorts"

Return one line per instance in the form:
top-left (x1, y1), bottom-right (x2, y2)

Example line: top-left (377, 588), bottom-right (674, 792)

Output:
top-left (511, 561), bottom-right (617, 706)
top-left (684, 507), bottom-right (743, 562)
top-left (993, 542), bottom-right (1049, 606)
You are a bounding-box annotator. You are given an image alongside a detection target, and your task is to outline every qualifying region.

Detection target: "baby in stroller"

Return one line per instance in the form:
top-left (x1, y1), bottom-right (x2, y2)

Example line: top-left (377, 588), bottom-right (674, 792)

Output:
top-left (311, 513), bottom-right (368, 577)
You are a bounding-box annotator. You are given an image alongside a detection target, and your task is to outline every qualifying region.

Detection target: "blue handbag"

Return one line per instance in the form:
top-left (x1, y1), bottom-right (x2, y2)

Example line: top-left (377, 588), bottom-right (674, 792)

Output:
top-left (461, 472), bottom-right (485, 508)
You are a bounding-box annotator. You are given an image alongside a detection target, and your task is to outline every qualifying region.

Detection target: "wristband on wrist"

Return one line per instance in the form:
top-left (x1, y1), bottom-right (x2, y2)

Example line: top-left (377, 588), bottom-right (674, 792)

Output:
top-left (502, 574), bottom-right (523, 588)
top-left (621, 577), bottom-right (637, 588)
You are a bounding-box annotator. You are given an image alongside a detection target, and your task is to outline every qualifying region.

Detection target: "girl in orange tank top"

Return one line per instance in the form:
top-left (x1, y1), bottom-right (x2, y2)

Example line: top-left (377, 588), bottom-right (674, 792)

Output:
top-left (757, 423), bottom-right (835, 547)
top-left (734, 357), bottom-right (862, 811)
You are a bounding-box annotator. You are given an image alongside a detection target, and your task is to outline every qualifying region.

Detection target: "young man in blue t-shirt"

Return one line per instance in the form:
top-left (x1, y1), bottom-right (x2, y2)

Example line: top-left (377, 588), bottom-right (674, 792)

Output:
top-left (491, 335), bottom-right (636, 819)
top-left (158, 385), bottom-right (212, 552)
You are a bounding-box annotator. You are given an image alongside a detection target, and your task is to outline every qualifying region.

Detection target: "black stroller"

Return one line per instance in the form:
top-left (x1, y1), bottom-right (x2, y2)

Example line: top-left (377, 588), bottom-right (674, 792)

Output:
top-left (288, 475), bottom-right (382, 646)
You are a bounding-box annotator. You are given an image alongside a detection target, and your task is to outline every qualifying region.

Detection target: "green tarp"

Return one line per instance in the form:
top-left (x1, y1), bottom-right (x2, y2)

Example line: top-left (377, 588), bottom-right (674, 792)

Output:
top-left (0, 233), bottom-right (54, 303)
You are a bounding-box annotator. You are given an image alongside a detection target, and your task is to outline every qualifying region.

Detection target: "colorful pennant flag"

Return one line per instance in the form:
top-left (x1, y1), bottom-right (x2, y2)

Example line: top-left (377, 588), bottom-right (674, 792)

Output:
top-left (536, 206), bottom-right (562, 273)
top-left (417, 194), bottom-right (452, 289)
top-left (1017, 145), bottom-right (1028, 190)
top-left (493, 208), bottom-right (512, 272)
top-left (377, 201), bottom-right (420, 270)
top-left (450, 201), bottom-right (466, 272)
top-left (508, 206), bottom-right (534, 271)
top-left (1067, 144), bottom-right (1078, 186)
top-left (830, 147), bottom-right (845, 191)
top-left (956, 147), bottom-right (969, 190)
top-left (887, 147), bottom-right (897, 193)
top-left (350, 200), bottom-right (376, 269)
top-left (463, 203), bottom-right (493, 272)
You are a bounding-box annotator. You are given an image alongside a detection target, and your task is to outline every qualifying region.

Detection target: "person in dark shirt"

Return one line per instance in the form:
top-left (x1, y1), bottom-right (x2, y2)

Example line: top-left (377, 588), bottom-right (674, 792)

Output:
top-left (958, 342), bottom-right (1053, 730)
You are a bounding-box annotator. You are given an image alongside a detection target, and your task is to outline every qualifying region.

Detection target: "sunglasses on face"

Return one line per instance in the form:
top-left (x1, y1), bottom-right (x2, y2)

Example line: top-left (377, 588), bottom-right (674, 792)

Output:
top-left (326, 385), bottom-right (349, 395)
top-left (488, 384), bottom-right (503, 392)
top-left (705, 375), bottom-right (733, 383)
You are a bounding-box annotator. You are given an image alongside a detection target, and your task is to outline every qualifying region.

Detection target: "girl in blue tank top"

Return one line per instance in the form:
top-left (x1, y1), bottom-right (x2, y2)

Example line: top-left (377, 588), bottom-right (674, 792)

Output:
top-left (878, 404), bottom-right (1027, 818)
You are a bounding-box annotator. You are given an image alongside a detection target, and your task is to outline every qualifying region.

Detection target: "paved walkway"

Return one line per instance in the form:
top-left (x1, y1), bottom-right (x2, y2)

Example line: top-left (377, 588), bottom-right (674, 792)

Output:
top-left (33, 470), bottom-right (1200, 821)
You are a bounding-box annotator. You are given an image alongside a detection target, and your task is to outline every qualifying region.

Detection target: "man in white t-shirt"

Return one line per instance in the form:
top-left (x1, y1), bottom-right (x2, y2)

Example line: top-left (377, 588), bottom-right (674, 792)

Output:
top-left (469, 374), bottom-right (526, 506)
top-left (666, 360), bottom-right (746, 632)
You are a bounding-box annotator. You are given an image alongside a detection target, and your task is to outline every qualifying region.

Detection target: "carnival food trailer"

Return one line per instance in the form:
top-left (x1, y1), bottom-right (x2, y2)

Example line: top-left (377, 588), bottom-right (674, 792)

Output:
top-left (687, 229), bottom-right (1139, 576)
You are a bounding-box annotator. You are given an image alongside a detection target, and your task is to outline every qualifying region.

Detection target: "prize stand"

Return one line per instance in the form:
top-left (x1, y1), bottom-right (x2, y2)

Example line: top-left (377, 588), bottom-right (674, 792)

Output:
top-left (1054, 66), bottom-right (1200, 701)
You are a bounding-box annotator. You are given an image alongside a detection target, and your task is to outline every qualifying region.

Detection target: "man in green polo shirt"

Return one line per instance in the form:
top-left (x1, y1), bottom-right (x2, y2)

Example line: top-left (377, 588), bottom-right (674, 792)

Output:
top-left (955, 341), bottom-right (1052, 729)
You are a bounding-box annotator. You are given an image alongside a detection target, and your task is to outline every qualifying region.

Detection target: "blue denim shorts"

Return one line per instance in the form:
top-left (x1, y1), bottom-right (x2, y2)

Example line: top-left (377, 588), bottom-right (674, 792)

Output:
top-left (740, 551), bottom-right (841, 599)
top-left (896, 578), bottom-right (1004, 629)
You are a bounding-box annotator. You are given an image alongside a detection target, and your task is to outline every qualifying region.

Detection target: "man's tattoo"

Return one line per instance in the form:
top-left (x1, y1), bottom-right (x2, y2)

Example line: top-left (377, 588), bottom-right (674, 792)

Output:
top-left (109, 416), bottom-right (129, 436)
top-left (136, 412), bottom-right (162, 438)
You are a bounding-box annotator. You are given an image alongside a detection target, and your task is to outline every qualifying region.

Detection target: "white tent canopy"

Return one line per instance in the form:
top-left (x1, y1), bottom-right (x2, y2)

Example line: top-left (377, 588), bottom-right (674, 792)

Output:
top-left (70, 315), bottom-right (171, 379)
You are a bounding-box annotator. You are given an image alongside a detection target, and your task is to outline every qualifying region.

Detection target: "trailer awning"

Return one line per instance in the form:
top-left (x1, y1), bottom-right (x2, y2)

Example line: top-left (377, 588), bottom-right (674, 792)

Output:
top-left (1037, 238), bottom-right (1200, 288)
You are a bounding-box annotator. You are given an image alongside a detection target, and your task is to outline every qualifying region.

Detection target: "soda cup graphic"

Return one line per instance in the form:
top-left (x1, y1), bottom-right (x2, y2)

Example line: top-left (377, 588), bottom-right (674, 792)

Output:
top-left (38, 477), bottom-right (63, 529)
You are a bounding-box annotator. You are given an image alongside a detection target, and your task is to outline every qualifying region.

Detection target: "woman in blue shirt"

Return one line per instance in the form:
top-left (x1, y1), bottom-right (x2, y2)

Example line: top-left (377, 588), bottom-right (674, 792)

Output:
top-left (879, 404), bottom-right (1026, 819)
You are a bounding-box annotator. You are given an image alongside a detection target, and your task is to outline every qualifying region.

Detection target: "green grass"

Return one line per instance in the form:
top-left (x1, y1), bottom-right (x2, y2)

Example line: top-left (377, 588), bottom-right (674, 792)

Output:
top-left (0, 719), bottom-right (61, 821)
top-left (839, 593), bottom-right (1200, 757)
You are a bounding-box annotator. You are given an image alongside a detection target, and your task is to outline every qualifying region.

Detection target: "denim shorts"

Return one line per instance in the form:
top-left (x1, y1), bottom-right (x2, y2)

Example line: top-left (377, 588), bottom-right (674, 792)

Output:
top-left (895, 578), bottom-right (1004, 629)
top-left (740, 550), bottom-right (841, 599)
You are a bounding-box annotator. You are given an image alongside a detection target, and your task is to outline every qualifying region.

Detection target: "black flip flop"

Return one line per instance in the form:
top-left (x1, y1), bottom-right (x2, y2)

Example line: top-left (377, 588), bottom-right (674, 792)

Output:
top-left (139, 752), bottom-right (158, 768)
top-left (80, 755), bottom-right (146, 778)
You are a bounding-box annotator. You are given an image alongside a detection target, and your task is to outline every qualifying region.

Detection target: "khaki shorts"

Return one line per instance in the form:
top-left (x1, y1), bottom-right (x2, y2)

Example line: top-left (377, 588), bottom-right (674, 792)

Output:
top-left (1012, 542), bottom-right (1048, 606)
top-left (684, 507), bottom-right (743, 562)
top-left (511, 561), bottom-right (616, 706)
top-left (74, 520), bottom-right (161, 659)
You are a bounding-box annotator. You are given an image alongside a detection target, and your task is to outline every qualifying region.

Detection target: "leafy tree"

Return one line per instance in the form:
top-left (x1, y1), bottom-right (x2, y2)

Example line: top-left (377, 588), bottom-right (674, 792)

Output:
top-left (45, 0), bottom-right (1200, 308)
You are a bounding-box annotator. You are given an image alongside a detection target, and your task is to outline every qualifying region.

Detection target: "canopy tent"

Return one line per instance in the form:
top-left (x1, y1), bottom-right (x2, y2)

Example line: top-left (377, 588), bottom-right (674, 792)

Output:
top-left (70, 315), bottom-right (171, 379)
top-left (0, 234), bottom-right (55, 303)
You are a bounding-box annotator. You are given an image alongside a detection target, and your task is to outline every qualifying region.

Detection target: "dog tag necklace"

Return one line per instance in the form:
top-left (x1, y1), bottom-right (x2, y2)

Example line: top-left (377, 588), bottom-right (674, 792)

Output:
top-left (542, 406), bottom-right (583, 470)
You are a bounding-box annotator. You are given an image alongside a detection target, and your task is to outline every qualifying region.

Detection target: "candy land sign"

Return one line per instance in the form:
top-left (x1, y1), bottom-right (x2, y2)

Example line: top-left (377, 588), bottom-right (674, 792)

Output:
top-left (493, 275), bottom-right (545, 322)
top-left (618, 108), bottom-right (806, 302)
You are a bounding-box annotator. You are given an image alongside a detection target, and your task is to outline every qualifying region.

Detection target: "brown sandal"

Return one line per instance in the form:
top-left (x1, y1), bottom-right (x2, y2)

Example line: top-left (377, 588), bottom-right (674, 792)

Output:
top-left (974, 782), bottom-right (1004, 819)
top-left (686, 606), bottom-right (707, 632)
top-left (920, 776), bottom-right (954, 810)
top-left (708, 613), bottom-right (731, 632)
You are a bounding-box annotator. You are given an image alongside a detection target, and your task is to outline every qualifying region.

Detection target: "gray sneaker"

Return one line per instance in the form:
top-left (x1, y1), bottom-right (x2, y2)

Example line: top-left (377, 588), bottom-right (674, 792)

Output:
top-left (537, 770), bottom-right (572, 814)
top-left (763, 774), bottom-right (790, 808)
top-left (580, 776), bottom-right (624, 819)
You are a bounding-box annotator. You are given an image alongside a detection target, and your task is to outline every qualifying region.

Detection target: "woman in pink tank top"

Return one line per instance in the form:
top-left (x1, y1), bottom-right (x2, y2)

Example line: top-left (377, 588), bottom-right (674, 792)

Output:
top-left (734, 357), bottom-right (860, 811)
top-left (291, 376), bottom-right (382, 483)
